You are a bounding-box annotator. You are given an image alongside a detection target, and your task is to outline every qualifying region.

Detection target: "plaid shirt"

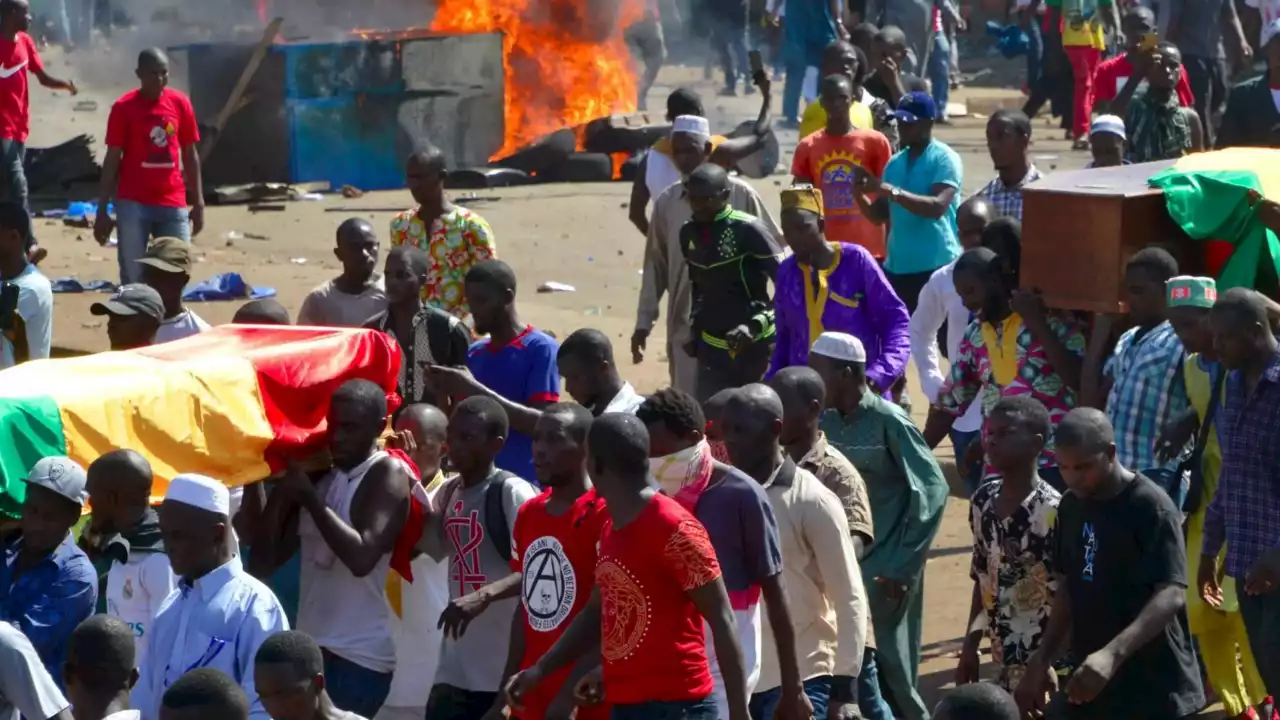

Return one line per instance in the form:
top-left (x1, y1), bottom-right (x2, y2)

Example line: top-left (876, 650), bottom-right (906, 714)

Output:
top-left (1104, 322), bottom-right (1189, 473)
top-left (1203, 348), bottom-right (1280, 579)
top-left (975, 165), bottom-right (1042, 221)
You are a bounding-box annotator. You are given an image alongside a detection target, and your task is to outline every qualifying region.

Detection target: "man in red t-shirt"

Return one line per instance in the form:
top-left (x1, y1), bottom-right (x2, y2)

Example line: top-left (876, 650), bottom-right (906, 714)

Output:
top-left (472, 402), bottom-right (614, 720)
top-left (793, 74), bottom-right (893, 259)
top-left (504, 413), bottom-right (750, 720)
top-left (95, 47), bottom-right (203, 285)
top-left (0, 0), bottom-right (75, 264)
top-left (1093, 7), bottom-right (1195, 113)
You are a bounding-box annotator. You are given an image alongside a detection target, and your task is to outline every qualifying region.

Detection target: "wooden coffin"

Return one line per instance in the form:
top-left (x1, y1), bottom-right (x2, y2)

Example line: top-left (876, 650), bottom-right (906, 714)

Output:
top-left (1020, 160), bottom-right (1201, 312)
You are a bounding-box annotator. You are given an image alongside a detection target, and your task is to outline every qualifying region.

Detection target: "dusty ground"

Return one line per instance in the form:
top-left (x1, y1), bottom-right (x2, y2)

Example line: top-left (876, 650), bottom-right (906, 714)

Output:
top-left (23, 45), bottom-right (1224, 715)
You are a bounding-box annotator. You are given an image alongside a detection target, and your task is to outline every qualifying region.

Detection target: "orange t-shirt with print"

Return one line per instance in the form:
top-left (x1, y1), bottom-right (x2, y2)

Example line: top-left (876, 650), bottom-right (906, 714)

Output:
top-left (791, 128), bottom-right (893, 258)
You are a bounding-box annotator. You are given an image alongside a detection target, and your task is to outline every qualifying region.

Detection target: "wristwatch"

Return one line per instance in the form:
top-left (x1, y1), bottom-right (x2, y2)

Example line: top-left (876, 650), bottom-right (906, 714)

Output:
top-left (888, 186), bottom-right (903, 202)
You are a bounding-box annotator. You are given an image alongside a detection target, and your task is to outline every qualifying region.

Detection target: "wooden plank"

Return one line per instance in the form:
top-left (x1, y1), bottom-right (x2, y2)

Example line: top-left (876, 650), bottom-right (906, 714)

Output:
top-left (199, 17), bottom-right (284, 162)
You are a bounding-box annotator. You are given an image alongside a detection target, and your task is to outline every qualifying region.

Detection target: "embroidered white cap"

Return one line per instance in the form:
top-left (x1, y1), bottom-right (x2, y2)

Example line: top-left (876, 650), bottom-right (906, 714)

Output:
top-left (165, 473), bottom-right (230, 516)
top-left (672, 114), bottom-right (711, 138)
top-left (25, 456), bottom-right (88, 506)
top-left (811, 331), bottom-right (867, 363)
top-left (1089, 114), bottom-right (1126, 141)
top-left (1264, 17), bottom-right (1280, 49)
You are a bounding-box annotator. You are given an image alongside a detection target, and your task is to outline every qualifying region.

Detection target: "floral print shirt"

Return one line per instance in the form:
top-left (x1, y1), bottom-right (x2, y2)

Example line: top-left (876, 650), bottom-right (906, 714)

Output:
top-left (970, 478), bottom-right (1061, 690)
top-left (936, 311), bottom-right (1086, 468)
top-left (389, 205), bottom-right (497, 324)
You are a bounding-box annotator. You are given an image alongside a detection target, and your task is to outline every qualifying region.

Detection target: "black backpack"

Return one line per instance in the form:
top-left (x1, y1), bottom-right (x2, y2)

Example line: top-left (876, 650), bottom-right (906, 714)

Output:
top-left (441, 469), bottom-right (516, 562)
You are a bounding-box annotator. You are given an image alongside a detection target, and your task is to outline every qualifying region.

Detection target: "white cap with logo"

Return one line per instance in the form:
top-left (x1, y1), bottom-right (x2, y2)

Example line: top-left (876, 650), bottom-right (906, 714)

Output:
top-left (25, 456), bottom-right (88, 506)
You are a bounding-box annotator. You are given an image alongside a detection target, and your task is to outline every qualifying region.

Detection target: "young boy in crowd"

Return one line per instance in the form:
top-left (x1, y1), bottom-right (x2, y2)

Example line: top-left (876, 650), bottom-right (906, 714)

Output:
top-left (419, 396), bottom-right (538, 719)
top-left (956, 396), bottom-right (1061, 691)
top-left (1083, 247), bottom-right (1189, 504)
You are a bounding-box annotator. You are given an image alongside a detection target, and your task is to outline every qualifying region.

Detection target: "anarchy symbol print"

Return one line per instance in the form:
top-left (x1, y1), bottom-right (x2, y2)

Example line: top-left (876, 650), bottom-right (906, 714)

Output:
top-left (522, 536), bottom-right (577, 632)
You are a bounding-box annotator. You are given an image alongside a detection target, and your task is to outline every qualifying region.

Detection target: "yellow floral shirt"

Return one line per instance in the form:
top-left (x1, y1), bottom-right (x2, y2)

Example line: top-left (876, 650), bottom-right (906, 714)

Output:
top-left (389, 205), bottom-right (497, 324)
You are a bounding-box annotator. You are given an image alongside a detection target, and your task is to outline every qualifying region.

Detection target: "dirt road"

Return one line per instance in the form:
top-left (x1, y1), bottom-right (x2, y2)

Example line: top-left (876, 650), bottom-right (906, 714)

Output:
top-left (29, 46), bottom-right (1213, 714)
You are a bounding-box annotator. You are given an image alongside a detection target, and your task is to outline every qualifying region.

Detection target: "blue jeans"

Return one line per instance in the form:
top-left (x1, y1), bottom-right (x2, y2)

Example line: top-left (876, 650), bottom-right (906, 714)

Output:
top-left (928, 30), bottom-right (950, 118)
top-left (950, 428), bottom-right (984, 498)
top-left (750, 676), bottom-right (832, 719)
top-left (321, 651), bottom-right (391, 718)
top-left (0, 139), bottom-right (29, 248)
top-left (114, 199), bottom-right (190, 284)
top-left (611, 697), bottom-right (716, 719)
top-left (710, 6), bottom-right (750, 90)
top-left (858, 648), bottom-right (895, 720)
top-left (426, 684), bottom-right (497, 720)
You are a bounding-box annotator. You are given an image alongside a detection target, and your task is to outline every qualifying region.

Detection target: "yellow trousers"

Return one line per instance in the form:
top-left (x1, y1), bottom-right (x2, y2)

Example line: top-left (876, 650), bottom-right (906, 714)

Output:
top-left (1186, 508), bottom-right (1269, 716)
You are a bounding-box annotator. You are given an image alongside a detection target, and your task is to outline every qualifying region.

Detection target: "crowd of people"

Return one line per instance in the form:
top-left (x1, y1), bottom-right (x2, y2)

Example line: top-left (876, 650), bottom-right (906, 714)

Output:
top-left (5, 0), bottom-right (1280, 718)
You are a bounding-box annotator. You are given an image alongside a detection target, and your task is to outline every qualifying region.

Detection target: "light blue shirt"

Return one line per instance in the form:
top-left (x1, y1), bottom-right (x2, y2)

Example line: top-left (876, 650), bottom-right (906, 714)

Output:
top-left (0, 263), bottom-right (51, 369)
top-left (132, 557), bottom-right (287, 720)
top-left (882, 139), bottom-right (963, 276)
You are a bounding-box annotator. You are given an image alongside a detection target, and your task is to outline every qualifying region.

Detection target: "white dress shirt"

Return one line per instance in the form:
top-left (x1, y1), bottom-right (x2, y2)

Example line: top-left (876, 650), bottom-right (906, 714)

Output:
top-left (909, 261), bottom-right (984, 433)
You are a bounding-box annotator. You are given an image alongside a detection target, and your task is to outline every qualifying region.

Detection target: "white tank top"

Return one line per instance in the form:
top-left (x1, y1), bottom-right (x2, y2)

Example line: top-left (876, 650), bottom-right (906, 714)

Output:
top-left (297, 452), bottom-right (396, 672)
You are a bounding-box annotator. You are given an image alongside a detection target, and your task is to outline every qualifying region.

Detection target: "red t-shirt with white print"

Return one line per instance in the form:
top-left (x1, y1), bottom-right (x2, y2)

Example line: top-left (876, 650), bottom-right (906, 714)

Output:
top-left (597, 493), bottom-right (720, 706)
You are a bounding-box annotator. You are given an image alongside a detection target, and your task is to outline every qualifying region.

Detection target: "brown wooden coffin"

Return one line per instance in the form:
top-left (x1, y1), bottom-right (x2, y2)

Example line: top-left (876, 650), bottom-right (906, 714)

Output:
top-left (1020, 160), bottom-right (1201, 313)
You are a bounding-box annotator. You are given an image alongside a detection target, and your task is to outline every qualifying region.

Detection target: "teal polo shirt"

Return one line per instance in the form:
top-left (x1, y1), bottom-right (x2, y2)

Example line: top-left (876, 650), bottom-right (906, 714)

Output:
top-left (882, 139), bottom-right (963, 276)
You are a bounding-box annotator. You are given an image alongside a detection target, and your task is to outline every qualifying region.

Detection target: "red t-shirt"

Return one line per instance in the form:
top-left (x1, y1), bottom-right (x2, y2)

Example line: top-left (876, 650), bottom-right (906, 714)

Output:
top-left (597, 493), bottom-right (721, 706)
top-left (105, 88), bottom-right (200, 208)
top-left (510, 488), bottom-right (611, 720)
top-left (0, 33), bottom-right (43, 142)
top-left (792, 129), bottom-right (893, 258)
top-left (1092, 55), bottom-right (1195, 108)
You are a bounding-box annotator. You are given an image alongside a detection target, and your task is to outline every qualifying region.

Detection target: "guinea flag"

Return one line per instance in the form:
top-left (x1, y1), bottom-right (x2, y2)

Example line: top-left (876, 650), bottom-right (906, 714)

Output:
top-left (1149, 147), bottom-right (1280, 291)
top-left (0, 325), bottom-right (401, 518)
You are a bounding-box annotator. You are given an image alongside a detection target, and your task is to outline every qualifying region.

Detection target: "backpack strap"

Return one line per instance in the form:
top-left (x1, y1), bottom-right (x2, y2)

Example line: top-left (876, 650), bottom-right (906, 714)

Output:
top-left (484, 471), bottom-right (516, 562)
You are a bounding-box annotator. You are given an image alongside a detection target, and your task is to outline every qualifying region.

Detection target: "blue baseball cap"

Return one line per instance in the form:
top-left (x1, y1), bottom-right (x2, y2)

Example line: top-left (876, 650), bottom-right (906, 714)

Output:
top-left (892, 91), bottom-right (938, 123)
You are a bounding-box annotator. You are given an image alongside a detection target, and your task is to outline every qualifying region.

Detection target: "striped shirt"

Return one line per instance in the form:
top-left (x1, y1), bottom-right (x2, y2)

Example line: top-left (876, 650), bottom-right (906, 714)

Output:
top-left (1203, 348), bottom-right (1280, 579)
top-left (1104, 321), bottom-right (1189, 473)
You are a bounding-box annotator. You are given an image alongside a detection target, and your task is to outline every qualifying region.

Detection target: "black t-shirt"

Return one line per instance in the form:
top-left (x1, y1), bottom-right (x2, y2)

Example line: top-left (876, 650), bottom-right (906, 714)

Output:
top-left (1052, 474), bottom-right (1203, 719)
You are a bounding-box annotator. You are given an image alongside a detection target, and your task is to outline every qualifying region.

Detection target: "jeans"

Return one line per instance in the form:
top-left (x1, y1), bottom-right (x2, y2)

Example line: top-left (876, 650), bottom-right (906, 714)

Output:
top-left (0, 139), bottom-right (29, 248)
top-left (1239, 589), bottom-right (1280, 697)
top-left (611, 697), bottom-right (717, 719)
top-left (927, 31), bottom-right (950, 118)
top-left (858, 648), bottom-right (896, 720)
top-left (950, 428), bottom-right (984, 498)
top-left (425, 684), bottom-right (498, 720)
top-left (750, 676), bottom-right (832, 719)
top-left (1184, 55), bottom-right (1227, 147)
top-left (710, 4), bottom-right (751, 91)
top-left (694, 340), bottom-right (772, 404)
top-left (322, 651), bottom-right (392, 718)
top-left (114, 199), bottom-right (190, 284)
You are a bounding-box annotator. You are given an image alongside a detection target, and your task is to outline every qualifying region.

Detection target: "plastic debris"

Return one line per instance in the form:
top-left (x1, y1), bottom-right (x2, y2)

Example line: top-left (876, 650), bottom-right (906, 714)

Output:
top-left (537, 281), bottom-right (576, 293)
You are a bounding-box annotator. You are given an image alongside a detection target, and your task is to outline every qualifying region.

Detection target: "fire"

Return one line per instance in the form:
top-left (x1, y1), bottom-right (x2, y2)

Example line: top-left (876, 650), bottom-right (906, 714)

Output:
top-left (430, 0), bottom-right (645, 160)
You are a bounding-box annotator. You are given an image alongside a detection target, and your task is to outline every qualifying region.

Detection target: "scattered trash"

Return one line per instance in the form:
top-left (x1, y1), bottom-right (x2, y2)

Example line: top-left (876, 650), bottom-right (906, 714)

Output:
top-left (80, 320), bottom-right (103, 329)
top-left (583, 307), bottom-right (602, 316)
top-left (1033, 154), bottom-right (1060, 162)
top-left (290, 257), bottom-right (308, 265)
top-left (209, 181), bottom-right (330, 206)
top-left (245, 232), bottom-right (269, 241)
top-left (38, 209), bottom-right (66, 218)
top-left (223, 230), bottom-right (244, 246)
top-left (537, 281), bottom-right (576, 293)
top-left (249, 204), bottom-right (287, 212)
top-left (51, 277), bottom-right (116, 294)
top-left (183, 273), bottom-right (277, 302)
top-left (341, 185), bottom-right (364, 199)
top-left (73, 100), bottom-right (98, 112)
top-left (297, 192), bottom-right (324, 201)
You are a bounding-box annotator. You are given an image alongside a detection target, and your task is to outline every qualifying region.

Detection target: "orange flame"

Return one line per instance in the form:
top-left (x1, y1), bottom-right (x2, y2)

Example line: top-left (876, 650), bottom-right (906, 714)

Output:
top-left (430, 0), bottom-right (645, 160)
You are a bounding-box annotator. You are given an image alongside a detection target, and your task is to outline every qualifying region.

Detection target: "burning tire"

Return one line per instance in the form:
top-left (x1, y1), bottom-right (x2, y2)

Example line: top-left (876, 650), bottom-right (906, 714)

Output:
top-left (542, 152), bottom-right (615, 183)
top-left (492, 128), bottom-right (576, 176)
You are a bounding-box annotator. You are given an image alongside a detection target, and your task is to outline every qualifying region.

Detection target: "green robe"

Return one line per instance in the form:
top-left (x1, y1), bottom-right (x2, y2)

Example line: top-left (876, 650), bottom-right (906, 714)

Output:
top-left (820, 391), bottom-right (949, 720)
